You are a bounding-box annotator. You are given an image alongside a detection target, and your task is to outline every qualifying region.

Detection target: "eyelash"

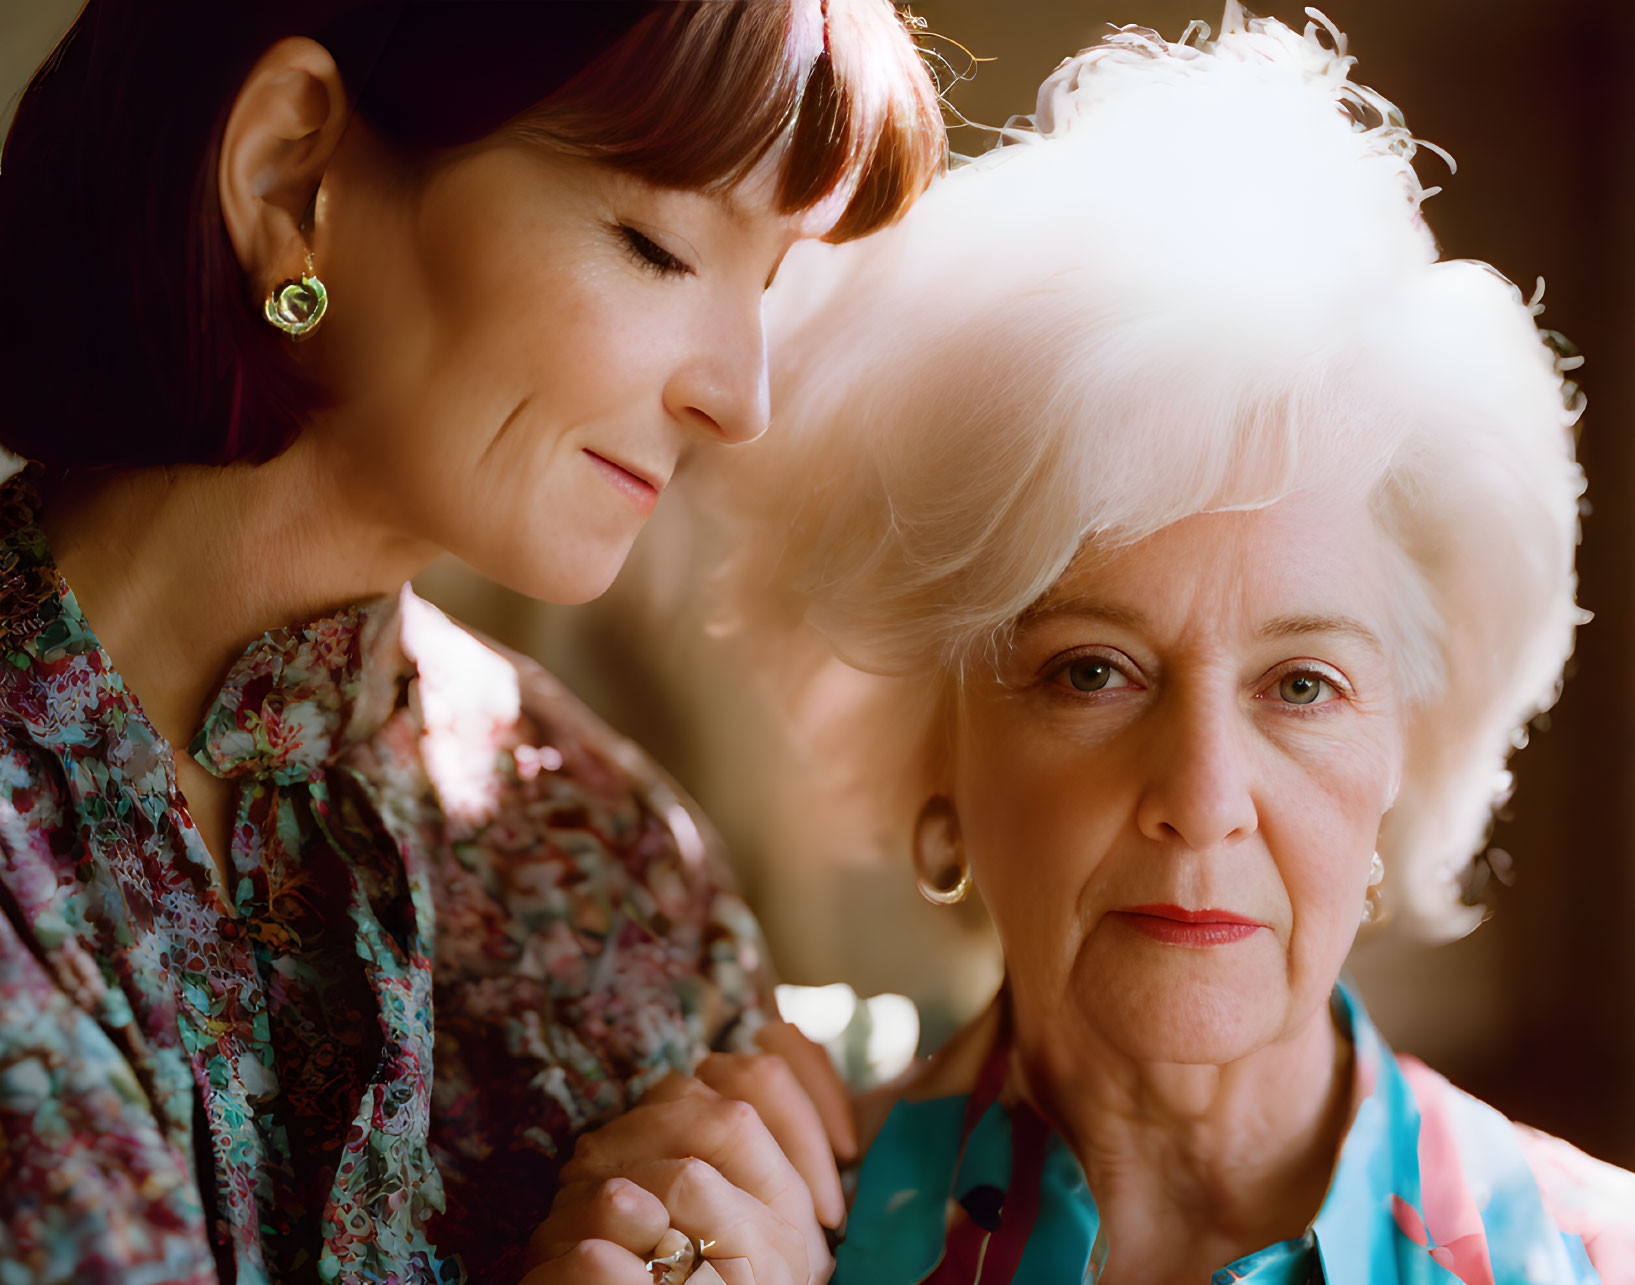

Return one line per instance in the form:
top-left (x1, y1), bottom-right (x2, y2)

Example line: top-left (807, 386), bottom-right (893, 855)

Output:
top-left (1256, 662), bottom-right (1353, 713)
top-left (617, 224), bottom-right (692, 278)
top-left (1040, 648), bottom-right (1140, 697)
top-left (1037, 651), bottom-right (1353, 711)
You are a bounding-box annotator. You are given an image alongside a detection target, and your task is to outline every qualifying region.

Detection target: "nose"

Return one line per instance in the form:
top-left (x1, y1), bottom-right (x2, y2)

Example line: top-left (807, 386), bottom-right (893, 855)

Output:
top-left (663, 302), bottom-right (771, 445)
top-left (1134, 689), bottom-right (1259, 851)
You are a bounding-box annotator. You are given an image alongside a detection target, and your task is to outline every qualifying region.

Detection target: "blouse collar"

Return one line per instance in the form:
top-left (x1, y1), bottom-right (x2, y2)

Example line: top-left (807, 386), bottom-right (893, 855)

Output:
top-left (188, 593), bottom-right (410, 785)
top-left (835, 980), bottom-right (1483, 1285)
top-left (0, 465), bottom-right (412, 786)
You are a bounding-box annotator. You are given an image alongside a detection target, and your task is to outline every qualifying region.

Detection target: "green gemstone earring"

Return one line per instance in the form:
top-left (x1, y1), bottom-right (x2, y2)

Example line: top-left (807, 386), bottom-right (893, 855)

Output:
top-left (263, 252), bottom-right (328, 340)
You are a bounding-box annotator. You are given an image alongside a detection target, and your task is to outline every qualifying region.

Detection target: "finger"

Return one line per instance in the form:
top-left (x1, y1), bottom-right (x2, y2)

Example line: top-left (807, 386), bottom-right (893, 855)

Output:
top-left (562, 1085), bottom-right (831, 1280)
top-left (516, 1238), bottom-right (652, 1285)
top-left (708, 1261), bottom-right (756, 1285)
top-left (524, 1177), bottom-right (670, 1267)
top-left (619, 1156), bottom-right (809, 1285)
top-left (637, 1069), bottom-right (716, 1107)
top-left (757, 1020), bottom-right (859, 1165)
top-left (564, 1089), bottom-right (811, 1224)
top-left (696, 1049), bottom-right (846, 1229)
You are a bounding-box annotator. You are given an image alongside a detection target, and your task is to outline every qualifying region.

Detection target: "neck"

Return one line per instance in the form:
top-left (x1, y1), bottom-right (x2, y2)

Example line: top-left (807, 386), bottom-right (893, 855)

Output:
top-left (40, 436), bottom-right (437, 750)
top-left (1011, 995), bottom-right (1353, 1276)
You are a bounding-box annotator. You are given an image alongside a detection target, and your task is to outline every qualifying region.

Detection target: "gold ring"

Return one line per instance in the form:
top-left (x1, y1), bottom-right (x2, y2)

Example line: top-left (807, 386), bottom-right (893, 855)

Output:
top-left (645, 1227), bottom-right (714, 1283)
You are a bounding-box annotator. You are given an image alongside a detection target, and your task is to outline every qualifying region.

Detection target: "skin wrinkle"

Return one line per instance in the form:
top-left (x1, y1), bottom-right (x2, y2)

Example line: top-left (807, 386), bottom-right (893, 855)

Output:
top-left (1014, 603), bottom-right (1385, 659)
top-left (939, 490), bottom-right (1405, 1281)
top-left (477, 395), bottom-right (537, 471)
top-left (43, 44), bottom-right (822, 886)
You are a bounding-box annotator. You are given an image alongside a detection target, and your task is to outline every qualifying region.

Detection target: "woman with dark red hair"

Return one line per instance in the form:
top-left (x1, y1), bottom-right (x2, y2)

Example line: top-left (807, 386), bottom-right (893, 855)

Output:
top-left (0, 4), bottom-right (943, 1282)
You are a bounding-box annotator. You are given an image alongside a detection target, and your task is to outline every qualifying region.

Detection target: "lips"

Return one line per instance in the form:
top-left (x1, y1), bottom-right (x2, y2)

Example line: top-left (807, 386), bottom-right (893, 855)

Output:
top-left (1111, 904), bottom-right (1266, 947)
top-left (584, 449), bottom-right (664, 514)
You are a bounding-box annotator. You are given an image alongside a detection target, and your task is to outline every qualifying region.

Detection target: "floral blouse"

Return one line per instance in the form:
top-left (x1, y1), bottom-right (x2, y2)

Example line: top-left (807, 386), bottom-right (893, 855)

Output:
top-left (834, 981), bottom-right (1635, 1284)
top-left (0, 471), bottom-right (769, 1284)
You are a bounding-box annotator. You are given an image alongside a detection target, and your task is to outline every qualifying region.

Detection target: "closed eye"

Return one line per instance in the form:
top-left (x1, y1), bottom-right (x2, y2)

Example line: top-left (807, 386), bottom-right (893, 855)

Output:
top-left (618, 224), bottom-right (693, 277)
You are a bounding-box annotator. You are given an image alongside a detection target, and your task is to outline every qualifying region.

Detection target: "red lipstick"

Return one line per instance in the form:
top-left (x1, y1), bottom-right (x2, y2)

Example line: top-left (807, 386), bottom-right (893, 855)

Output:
top-left (584, 449), bottom-right (661, 514)
top-left (1111, 904), bottom-right (1265, 947)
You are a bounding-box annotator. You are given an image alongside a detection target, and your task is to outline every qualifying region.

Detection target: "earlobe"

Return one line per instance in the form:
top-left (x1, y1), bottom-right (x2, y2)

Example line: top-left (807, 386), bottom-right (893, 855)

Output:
top-left (217, 37), bottom-right (349, 300)
top-left (913, 795), bottom-right (971, 907)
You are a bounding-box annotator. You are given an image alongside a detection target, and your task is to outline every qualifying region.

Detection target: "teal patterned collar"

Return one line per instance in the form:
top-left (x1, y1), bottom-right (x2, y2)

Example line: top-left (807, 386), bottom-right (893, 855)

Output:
top-left (834, 981), bottom-right (1593, 1285)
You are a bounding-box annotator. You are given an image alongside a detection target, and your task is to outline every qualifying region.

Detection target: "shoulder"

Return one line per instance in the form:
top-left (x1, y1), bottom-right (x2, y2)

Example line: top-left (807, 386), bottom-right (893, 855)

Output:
top-left (399, 590), bottom-right (733, 880)
top-left (1394, 1055), bottom-right (1635, 1277)
top-left (398, 590), bottom-right (768, 1029)
top-left (405, 595), bottom-right (772, 1266)
top-left (1513, 1123), bottom-right (1635, 1276)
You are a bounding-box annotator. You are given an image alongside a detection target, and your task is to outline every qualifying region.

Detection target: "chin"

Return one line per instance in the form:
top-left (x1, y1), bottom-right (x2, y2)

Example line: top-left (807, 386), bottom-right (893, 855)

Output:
top-left (467, 536), bottom-right (634, 606)
top-left (1078, 955), bottom-right (1286, 1066)
top-left (506, 563), bottom-right (624, 606)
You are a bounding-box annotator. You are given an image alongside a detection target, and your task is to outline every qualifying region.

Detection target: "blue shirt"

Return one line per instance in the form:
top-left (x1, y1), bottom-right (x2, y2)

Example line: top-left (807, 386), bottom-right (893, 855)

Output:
top-left (834, 983), bottom-right (1635, 1283)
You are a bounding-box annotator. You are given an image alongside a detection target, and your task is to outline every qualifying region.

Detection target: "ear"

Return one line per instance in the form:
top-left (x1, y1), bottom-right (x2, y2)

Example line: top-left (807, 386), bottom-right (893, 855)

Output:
top-left (218, 37), bottom-right (350, 301)
top-left (912, 794), bottom-right (963, 882)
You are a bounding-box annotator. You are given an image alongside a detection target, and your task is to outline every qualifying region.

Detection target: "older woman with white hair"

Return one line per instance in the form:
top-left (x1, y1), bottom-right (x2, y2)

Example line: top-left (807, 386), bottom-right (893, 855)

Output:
top-left (718, 7), bottom-right (1635, 1282)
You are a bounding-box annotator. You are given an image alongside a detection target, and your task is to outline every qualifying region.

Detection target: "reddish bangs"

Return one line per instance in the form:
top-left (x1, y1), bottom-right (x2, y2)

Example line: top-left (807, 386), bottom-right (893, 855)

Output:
top-left (518, 1), bottom-right (946, 242)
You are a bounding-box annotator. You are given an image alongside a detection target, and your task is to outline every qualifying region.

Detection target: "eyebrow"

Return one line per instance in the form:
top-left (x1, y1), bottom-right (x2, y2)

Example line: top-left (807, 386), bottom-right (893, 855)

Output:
top-left (1258, 614), bottom-right (1385, 653)
top-left (1016, 599), bottom-right (1385, 653)
top-left (1015, 598), bottom-right (1150, 631)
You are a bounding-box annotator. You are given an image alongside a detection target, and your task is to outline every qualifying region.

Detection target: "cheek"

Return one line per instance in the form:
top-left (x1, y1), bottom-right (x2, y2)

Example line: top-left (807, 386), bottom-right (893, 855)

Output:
top-left (1263, 729), bottom-right (1397, 979)
top-left (319, 165), bottom-right (685, 596)
top-left (951, 703), bottom-right (1127, 961)
top-left (418, 224), bottom-right (626, 404)
top-left (379, 158), bottom-right (678, 441)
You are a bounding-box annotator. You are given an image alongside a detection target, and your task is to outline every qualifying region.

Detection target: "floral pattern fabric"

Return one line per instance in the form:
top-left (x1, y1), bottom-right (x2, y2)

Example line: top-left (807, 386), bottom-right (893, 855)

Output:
top-left (833, 981), bottom-right (1635, 1285)
top-left (0, 470), bottom-right (769, 1284)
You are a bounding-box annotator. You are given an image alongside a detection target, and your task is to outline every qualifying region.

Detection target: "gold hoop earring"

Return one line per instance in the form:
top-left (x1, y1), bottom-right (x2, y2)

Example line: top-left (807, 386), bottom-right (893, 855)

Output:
top-left (913, 796), bottom-right (969, 907)
top-left (263, 252), bottom-right (328, 340)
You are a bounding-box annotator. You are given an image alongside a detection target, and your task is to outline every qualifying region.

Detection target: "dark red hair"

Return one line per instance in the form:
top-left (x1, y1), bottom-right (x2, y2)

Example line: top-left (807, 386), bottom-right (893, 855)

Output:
top-left (0, 1), bottom-right (944, 475)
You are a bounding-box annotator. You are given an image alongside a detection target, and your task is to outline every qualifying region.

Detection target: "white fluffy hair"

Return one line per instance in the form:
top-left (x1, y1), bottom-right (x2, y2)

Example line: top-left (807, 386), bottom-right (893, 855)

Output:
top-left (714, 7), bottom-right (1586, 936)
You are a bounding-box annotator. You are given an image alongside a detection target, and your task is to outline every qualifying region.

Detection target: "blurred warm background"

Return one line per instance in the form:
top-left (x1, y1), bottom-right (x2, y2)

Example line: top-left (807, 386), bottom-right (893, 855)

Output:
top-left (7, 0), bottom-right (1633, 1164)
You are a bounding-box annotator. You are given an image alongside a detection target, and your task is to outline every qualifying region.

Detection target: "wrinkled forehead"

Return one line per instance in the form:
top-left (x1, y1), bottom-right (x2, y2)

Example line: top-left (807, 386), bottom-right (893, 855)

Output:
top-left (1025, 492), bottom-right (1401, 644)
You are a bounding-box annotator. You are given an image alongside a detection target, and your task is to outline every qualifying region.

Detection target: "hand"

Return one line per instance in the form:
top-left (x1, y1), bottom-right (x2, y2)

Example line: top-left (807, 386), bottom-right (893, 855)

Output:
top-left (518, 1032), bottom-right (852, 1285)
top-left (741, 1020), bottom-right (860, 1185)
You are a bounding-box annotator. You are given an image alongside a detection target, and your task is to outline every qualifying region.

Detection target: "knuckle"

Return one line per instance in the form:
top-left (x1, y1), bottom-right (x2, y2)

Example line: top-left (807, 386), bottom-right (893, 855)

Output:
top-left (718, 1096), bottom-right (762, 1134)
top-left (568, 1131), bottom-right (604, 1169)
top-left (598, 1176), bottom-right (638, 1215)
top-left (668, 1154), bottom-right (714, 1201)
top-left (680, 1153), bottom-right (715, 1184)
top-left (561, 1238), bottom-right (625, 1272)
